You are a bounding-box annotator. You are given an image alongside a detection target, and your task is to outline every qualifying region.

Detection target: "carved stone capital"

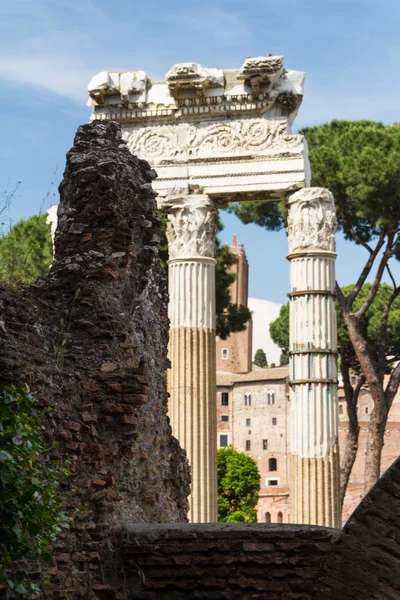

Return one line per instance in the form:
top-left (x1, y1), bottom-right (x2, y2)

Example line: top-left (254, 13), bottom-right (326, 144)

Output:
top-left (287, 187), bottom-right (337, 254)
top-left (158, 194), bottom-right (218, 260)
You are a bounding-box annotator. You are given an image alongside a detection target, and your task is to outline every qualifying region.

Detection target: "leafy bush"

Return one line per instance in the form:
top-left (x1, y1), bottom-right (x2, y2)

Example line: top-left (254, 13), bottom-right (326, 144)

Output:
top-left (0, 387), bottom-right (70, 596)
top-left (217, 447), bottom-right (260, 522)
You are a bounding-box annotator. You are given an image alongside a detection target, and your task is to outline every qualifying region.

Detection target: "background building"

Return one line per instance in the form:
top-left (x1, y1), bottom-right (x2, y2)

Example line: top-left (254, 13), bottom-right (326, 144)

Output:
top-left (216, 236), bottom-right (400, 523)
top-left (216, 236), bottom-right (253, 374)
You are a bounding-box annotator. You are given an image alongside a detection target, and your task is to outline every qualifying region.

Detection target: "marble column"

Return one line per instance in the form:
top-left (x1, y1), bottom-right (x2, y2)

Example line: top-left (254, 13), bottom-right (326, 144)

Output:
top-left (158, 194), bottom-right (218, 523)
top-left (287, 187), bottom-right (341, 528)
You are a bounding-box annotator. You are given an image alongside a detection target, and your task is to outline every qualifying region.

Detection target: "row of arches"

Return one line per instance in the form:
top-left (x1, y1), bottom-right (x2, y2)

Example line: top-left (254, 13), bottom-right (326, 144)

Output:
top-left (265, 511), bottom-right (283, 523)
top-left (244, 390), bottom-right (275, 406)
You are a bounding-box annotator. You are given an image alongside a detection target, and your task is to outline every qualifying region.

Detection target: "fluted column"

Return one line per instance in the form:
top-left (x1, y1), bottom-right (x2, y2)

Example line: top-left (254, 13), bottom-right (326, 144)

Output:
top-left (158, 194), bottom-right (218, 523)
top-left (287, 187), bottom-right (341, 528)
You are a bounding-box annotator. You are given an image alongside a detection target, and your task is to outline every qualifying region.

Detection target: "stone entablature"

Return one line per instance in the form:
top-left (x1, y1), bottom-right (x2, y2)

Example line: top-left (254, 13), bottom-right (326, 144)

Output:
top-left (87, 55), bottom-right (310, 201)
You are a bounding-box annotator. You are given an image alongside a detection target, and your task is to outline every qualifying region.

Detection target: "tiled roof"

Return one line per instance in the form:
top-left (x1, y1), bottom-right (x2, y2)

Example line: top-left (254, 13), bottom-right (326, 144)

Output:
top-left (217, 365), bottom-right (289, 387)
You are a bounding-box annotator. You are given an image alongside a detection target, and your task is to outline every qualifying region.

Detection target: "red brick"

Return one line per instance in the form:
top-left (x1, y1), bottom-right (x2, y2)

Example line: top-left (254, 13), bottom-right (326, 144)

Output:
top-left (71, 552), bottom-right (87, 562)
top-left (65, 421), bottom-right (81, 432)
top-left (83, 444), bottom-right (103, 454)
top-left (107, 383), bottom-right (123, 393)
top-left (54, 554), bottom-right (70, 562)
top-left (120, 414), bottom-right (138, 425)
top-left (81, 412), bottom-right (97, 423)
top-left (92, 479), bottom-right (107, 488)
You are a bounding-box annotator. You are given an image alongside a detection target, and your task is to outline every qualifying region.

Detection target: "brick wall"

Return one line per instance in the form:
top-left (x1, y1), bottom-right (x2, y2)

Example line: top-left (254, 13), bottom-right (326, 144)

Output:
top-left (97, 455), bottom-right (400, 599)
top-left (0, 122), bottom-right (190, 598)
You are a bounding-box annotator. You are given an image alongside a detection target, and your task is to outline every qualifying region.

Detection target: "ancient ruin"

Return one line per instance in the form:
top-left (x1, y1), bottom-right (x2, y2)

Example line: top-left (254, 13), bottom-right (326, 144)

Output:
top-left (110, 455), bottom-right (400, 599)
top-left (0, 122), bottom-right (190, 596)
top-left (87, 55), bottom-right (340, 526)
top-left (1, 119), bottom-right (399, 599)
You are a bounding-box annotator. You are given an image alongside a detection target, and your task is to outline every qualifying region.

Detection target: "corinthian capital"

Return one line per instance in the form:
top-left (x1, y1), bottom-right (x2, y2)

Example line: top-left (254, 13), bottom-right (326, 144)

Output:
top-left (158, 194), bottom-right (218, 260)
top-left (287, 187), bottom-right (337, 254)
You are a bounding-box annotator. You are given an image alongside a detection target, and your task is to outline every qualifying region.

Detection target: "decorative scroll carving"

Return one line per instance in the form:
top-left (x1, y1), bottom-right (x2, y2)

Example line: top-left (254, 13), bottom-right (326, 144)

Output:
top-left (165, 62), bottom-right (224, 97)
top-left (124, 119), bottom-right (302, 165)
top-left (126, 128), bottom-right (184, 161)
top-left (187, 119), bottom-right (302, 157)
top-left (287, 188), bottom-right (337, 253)
top-left (158, 195), bottom-right (218, 260)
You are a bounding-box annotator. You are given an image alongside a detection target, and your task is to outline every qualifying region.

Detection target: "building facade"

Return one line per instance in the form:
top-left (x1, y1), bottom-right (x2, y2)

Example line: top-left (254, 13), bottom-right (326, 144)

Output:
top-left (217, 367), bottom-right (291, 522)
top-left (216, 237), bottom-right (400, 524)
top-left (216, 236), bottom-right (252, 375)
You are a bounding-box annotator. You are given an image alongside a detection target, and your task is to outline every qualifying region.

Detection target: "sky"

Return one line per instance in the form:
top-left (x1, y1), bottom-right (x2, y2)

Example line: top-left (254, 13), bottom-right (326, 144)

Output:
top-left (1, 0), bottom-right (399, 304)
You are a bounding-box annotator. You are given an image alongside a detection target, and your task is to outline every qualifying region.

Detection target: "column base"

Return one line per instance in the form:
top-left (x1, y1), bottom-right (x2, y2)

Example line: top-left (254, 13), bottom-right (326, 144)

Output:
top-left (289, 441), bottom-right (341, 528)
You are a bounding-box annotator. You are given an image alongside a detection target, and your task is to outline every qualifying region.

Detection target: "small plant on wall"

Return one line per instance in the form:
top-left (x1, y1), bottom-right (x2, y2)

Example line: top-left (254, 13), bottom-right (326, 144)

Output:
top-left (0, 387), bottom-right (70, 597)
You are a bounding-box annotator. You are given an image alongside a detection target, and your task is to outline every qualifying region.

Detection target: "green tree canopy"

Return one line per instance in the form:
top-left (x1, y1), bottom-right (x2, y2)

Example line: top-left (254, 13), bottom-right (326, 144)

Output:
top-left (302, 121), bottom-right (400, 242)
top-left (269, 304), bottom-right (289, 365)
top-left (270, 285), bottom-right (400, 375)
top-left (253, 348), bottom-right (268, 368)
top-left (217, 447), bottom-right (260, 522)
top-left (229, 120), bottom-right (400, 242)
top-left (0, 214), bottom-right (53, 288)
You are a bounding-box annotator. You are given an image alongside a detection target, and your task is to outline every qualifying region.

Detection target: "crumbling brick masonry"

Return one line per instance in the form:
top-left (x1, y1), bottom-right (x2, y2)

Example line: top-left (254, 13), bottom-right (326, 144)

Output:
top-left (0, 121), bottom-right (190, 598)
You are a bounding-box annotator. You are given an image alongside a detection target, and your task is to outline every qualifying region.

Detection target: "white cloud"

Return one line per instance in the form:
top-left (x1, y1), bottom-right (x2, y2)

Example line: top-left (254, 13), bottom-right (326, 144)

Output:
top-left (248, 298), bottom-right (282, 366)
top-left (0, 57), bottom-right (93, 103)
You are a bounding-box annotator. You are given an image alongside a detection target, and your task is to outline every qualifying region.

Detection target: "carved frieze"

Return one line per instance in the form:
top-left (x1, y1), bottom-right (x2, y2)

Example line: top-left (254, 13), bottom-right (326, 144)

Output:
top-left (124, 118), bottom-right (302, 165)
top-left (126, 127), bottom-right (184, 161)
top-left (187, 118), bottom-right (302, 158)
top-left (158, 195), bottom-right (218, 260)
top-left (287, 188), bottom-right (337, 253)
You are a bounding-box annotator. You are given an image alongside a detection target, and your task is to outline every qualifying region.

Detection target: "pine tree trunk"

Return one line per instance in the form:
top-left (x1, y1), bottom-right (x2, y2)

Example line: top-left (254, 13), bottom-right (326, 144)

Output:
top-left (341, 311), bottom-right (387, 493)
top-left (340, 420), bottom-right (359, 508)
top-left (364, 416), bottom-right (386, 493)
top-left (339, 359), bottom-right (360, 509)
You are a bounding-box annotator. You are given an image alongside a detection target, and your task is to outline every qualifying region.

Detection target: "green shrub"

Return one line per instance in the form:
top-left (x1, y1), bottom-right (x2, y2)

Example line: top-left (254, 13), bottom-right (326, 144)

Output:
top-left (0, 387), bottom-right (70, 596)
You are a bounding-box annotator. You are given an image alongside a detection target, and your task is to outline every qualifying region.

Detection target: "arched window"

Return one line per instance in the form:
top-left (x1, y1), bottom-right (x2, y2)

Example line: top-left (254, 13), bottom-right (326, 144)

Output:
top-left (244, 392), bottom-right (251, 406)
top-left (277, 511), bottom-right (283, 523)
top-left (269, 458), bottom-right (277, 472)
top-left (267, 390), bottom-right (275, 405)
top-left (339, 404), bottom-right (343, 415)
top-left (265, 512), bottom-right (271, 524)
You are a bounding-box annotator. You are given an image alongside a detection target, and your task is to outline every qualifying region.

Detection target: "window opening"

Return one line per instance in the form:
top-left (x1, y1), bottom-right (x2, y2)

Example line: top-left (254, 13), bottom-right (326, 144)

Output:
top-left (269, 458), bottom-right (277, 472)
top-left (219, 435), bottom-right (228, 448)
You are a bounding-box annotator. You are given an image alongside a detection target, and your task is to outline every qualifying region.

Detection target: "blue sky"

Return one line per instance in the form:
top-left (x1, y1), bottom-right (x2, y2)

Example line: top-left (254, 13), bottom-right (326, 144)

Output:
top-left (1, 0), bottom-right (399, 303)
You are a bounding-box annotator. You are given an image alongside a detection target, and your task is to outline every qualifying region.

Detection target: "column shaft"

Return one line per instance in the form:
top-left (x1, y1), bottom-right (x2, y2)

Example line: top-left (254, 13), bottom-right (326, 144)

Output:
top-left (159, 195), bottom-right (218, 523)
top-left (287, 187), bottom-right (341, 528)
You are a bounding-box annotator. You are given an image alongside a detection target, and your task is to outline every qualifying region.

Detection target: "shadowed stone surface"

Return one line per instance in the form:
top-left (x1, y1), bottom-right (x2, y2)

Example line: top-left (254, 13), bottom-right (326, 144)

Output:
top-left (112, 456), bottom-right (400, 599)
top-left (0, 121), bottom-right (190, 598)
